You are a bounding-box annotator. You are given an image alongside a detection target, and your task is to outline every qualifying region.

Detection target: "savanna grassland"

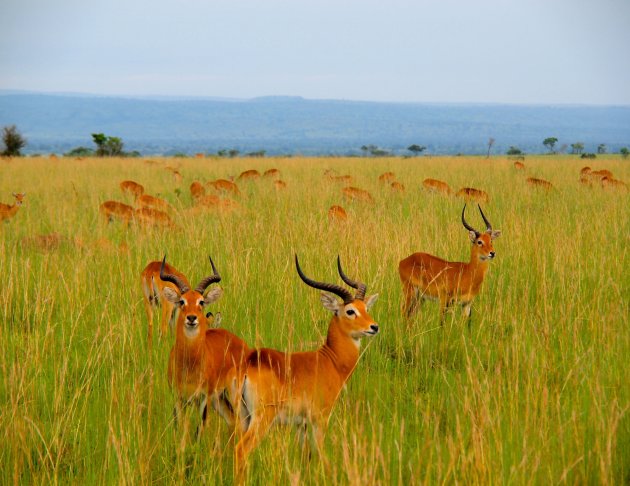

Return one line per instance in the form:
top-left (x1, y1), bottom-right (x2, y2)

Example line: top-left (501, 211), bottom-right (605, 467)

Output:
top-left (0, 155), bottom-right (628, 485)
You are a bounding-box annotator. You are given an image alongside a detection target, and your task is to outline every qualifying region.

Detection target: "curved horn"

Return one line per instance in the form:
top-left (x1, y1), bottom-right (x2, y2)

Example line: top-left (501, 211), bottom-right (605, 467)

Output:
top-left (478, 204), bottom-right (492, 232)
top-left (194, 256), bottom-right (221, 294)
top-left (295, 255), bottom-right (353, 304)
top-left (159, 255), bottom-right (190, 293)
top-left (337, 255), bottom-right (367, 300)
top-left (461, 204), bottom-right (479, 236)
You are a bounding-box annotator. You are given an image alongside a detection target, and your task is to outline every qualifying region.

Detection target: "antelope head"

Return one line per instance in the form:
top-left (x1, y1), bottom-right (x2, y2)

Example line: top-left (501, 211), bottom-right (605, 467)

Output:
top-left (461, 204), bottom-right (502, 262)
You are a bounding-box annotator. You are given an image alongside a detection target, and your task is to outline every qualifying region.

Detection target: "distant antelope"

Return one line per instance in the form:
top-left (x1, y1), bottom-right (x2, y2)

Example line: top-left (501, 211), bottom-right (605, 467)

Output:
top-left (238, 169), bottom-right (261, 181)
top-left (391, 181), bottom-right (405, 192)
top-left (590, 169), bottom-right (614, 180)
top-left (378, 172), bottom-right (396, 183)
top-left (207, 179), bottom-right (240, 195)
top-left (263, 168), bottom-right (281, 179)
top-left (137, 194), bottom-right (173, 212)
top-left (99, 200), bottom-right (134, 225)
top-left (399, 205), bottom-right (501, 324)
top-left (172, 170), bottom-right (183, 186)
top-left (580, 166), bottom-right (592, 177)
top-left (601, 176), bottom-right (628, 192)
top-left (456, 187), bottom-right (490, 203)
top-left (273, 180), bottom-right (287, 190)
top-left (329, 174), bottom-right (353, 184)
top-left (196, 195), bottom-right (240, 211)
top-left (190, 181), bottom-right (206, 201)
top-left (135, 207), bottom-right (174, 228)
top-left (328, 205), bottom-right (348, 221)
top-left (422, 178), bottom-right (452, 196)
top-left (579, 176), bottom-right (593, 188)
top-left (342, 186), bottom-right (374, 203)
top-left (513, 161), bottom-right (525, 170)
top-left (0, 193), bottom-right (25, 222)
top-left (120, 180), bottom-right (145, 199)
top-left (526, 177), bottom-right (555, 191)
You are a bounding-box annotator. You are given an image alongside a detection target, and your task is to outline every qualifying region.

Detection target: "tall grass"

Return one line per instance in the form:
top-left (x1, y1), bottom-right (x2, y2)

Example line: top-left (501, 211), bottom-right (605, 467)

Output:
top-left (0, 154), bottom-right (628, 484)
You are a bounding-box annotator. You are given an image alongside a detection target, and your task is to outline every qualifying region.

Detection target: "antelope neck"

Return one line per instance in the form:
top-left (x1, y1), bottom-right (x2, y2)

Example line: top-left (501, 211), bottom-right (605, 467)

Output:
top-left (320, 317), bottom-right (360, 379)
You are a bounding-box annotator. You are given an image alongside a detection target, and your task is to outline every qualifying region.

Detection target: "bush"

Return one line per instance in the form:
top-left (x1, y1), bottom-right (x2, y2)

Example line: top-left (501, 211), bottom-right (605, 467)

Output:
top-left (1, 125), bottom-right (27, 156)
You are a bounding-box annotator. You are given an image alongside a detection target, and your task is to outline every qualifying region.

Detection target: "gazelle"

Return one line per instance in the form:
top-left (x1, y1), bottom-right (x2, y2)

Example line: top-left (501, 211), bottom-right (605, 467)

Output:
top-left (342, 186), bottom-right (374, 203)
top-left (207, 179), bottom-right (240, 195)
top-left (263, 168), bottom-right (281, 179)
top-left (526, 177), bottom-right (555, 191)
top-left (513, 161), bottom-right (525, 170)
top-left (378, 171), bottom-right (396, 183)
top-left (0, 193), bottom-right (25, 222)
top-left (422, 178), bottom-right (452, 196)
top-left (233, 256), bottom-right (379, 474)
top-left (135, 207), bottom-right (174, 228)
top-left (120, 180), bottom-right (144, 199)
top-left (190, 181), bottom-right (206, 201)
top-left (159, 257), bottom-right (250, 432)
top-left (399, 205), bottom-right (501, 324)
top-left (456, 187), bottom-right (489, 203)
top-left (238, 169), bottom-right (260, 181)
top-left (99, 200), bottom-right (134, 225)
top-left (137, 194), bottom-right (173, 212)
top-left (328, 205), bottom-right (348, 221)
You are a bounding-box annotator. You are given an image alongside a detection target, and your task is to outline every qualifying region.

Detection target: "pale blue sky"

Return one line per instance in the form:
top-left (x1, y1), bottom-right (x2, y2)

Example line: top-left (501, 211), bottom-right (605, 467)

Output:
top-left (1, 0), bottom-right (629, 104)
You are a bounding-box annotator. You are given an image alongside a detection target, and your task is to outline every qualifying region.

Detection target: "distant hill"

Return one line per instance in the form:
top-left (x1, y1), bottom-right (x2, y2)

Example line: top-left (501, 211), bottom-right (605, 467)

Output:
top-left (0, 91), bottom-right (629, 156)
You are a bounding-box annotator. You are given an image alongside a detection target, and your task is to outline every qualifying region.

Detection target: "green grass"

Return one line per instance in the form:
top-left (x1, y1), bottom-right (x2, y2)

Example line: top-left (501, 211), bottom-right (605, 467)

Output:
top-left (1, 154), bottom-right (628, 485)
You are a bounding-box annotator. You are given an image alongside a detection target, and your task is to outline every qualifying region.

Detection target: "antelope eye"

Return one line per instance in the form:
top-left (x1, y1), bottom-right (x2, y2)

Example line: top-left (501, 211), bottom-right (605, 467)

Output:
top-left (178, 300), bottom-right (185, 306)
top-left (199, 300), bottom-right (205, 307)
top-left (346, 309), bottom-right (356, 316)
top-left (206, 311), bottom-right (213, 318)
top-left (477, 240), bottom-right (483, 246)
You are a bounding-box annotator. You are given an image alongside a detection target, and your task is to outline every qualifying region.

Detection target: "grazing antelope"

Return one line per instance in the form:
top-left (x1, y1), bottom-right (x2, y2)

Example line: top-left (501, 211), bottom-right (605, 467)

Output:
top-left (328, 205), bottom-right (348, 221)
top-left (159, 257), bottom-right (250, 433)
top-left (0, 193), bottom-right (25, 222)
top-left (580, 166), bottom-right (592, 177)
top-left (238, 169), bottom-right (260, 181)
top-left (399, 205), bottom-right (501, 324)
top-left (329, 174), bottom-right (353, 184)
top-left (513, 161), bottom-right (525, 170)
top-left (342, 186), bottom-right (374, 203)
top-left (378, 172), bottom-right (396, 183)
top-left (263, 168), bottom-right (281, 179)
top-left (422, 178), bottom-right (452, 196)
top-left (190, 181), bottom-right (206, 201)
top-left (526, 177), bottom-right (555, 191)
top-left (99, 200), bottom-right (134, 225)
top-left (601, 176), bottom-right (628, 192)
top-left (590, 169), bottom-right (614, 180)
top-left (233, 256), bottom-right (379, 474)
top-left (391, 181), bottom-right (405, 192)
top-left (120, 180), bottom-right (144, 199)
top-left (207, 179), bottom-right (240, 195)
top-left (135, 207), bottom-right (174, 228)
top-left (141, 260), bottom-right (191, 341)
top-left (273, 180), bottom-right (287, 190)
top-left (456, 187), bottom-right (490, 203)
top-left (137, 194), bottom-right (173, 212)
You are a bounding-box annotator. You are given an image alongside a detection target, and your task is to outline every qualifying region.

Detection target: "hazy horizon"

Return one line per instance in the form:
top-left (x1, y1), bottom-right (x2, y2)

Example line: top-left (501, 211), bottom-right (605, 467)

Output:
top-left (2, 0), bottom-right (630, 106)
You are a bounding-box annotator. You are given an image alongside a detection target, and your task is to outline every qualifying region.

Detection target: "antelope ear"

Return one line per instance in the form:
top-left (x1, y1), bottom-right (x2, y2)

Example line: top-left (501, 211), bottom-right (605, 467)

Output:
top-left (163, 286), bottom-right (180, 304)
top-left (320, 293), bottom-right (341, 314)
top-left (213, 312), bottom-right (222, 327)
top-left (204, 287), bottom-right (223, 305)
top-left (364, 293), bottom-right (379, 311)
top-left (489, 230), bottom-right (502, 240)
top-left (468, 231), bottom-right (477, 243)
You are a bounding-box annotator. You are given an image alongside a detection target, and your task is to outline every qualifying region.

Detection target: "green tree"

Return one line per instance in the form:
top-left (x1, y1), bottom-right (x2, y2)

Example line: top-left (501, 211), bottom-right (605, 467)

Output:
top-left (1, 125), bottom-right (27, 156)
top-left (228, 149), bottom-right (240, 158)
top-left (92, 133), bottom-right (124, 156)
top-left (619, 147), bottom-right (629, 159)
top-left (543, 137), bottom-right (558, 153)
top-left (64, 146), bottom-right (95, 157)
top-left (571, 142), bottom-right (584, 155)
top-left (506, 146), bottom-right (522, 155)
top-left (597, 144), bottom-right (606, 154)
top-left (407, 144), bottom-right (427, 156)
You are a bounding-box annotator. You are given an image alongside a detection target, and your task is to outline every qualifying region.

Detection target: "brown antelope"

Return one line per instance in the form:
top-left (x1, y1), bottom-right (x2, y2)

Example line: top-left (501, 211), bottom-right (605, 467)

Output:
top-left (590, 169), bottom-right (614, 180)
top-left (399, 205), bottom-right (501, 325)
top-left (422, 178), bottom-right (452, 196)
top-left (526, 177), bottom-right (555, 191)
top-left (120, 180), bottom-right (144, 199)
top-left (579, 176), bottom-right (593, 188)
top-left (273, 180), bottom-right (287, 190)
top-left (580, 166), bottom-right (592, 177)
top-left (99, 200), bottom-right (134, 225)
top-left (190, 181), bottom-right (206, 201)
top-left (328, 205), bottom-right (348, 221)
top-left (0, 193), bottom-right (25, 222)
top-left (135, 207), bottom-right (174, 228)
top-left (513, 161), bottom-right (525, 170)
top-left (263, 168), bottom-right (281, 179)
top-left (601, 176), bottom-right (628, 192)
top-left (195, 153), bottom-right (205, 159)
top-left (137, 194), bottom-right (173, 212)
top-left (238, 169), bottom-right (261, 181)
top-left (233, 256), bottom-right (379, 474)
top-left (342, 186), bottom-right (374, 203)
top-left (456, 187), bottom-right (490, 203)
top-left (378, 172), bottom-right (396, 183)
top-left (207, 179), bottom-right (240, 195)
top-left (329, 174), bottom-right (353, 184)
top-left (391, 181), bottom-right (405, 192)
top-left (159, 257), bottom-right (250, 433)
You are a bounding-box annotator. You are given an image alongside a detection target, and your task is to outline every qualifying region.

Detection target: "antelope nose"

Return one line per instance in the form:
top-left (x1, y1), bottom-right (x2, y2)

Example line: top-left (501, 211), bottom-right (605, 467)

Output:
top-left (370, 324), bottom-right (379, 334)
top-left (186, 315), bottom-right (197, 324)
top-left (489, 251), bottom-right (495, 259)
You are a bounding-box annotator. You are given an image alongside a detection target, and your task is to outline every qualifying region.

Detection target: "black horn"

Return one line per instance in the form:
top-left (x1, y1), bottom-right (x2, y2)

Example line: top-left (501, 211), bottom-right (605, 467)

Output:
top-left (461, 204), bottom-right (480, 236)
top-left (295, 255), bottom-right (353, 304)
top-left (478, 205), bottom-right (493, 232)
top-left (336, 255), bottom-right (367, 300)
top-left (194, 256), bottom-right (221, 294)
top-left (159, 255), bottom-right (190, 293)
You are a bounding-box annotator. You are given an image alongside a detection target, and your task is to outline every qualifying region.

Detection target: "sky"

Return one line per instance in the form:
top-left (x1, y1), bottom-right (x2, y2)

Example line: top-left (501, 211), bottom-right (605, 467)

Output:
top-left (1, 0), bottom-right (629, 105)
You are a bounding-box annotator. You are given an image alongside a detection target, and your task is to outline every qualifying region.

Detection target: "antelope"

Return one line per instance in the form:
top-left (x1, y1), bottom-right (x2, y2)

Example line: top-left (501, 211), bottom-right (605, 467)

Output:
top-left (580, 166), bottom-right (592, 177)
top-left (238, 169), bottom-right (260, 181)
top-left (601, 176), bottom-right (628, 192)
top-left (141, 260), bottom-right (191, 341)
top-left (590, 169), bottom-right (614, 180)
top-left (120, 180), bottom-right (144, 199)
top-left (456, 187), bottom-right (490, 203)
top-left (391, 181), bottom-right (405, 192)
top-left (329, 174), bottom-right (353, 184)
top-left (99, 200), bottom-right (134, 225)
top-left (190, 181), bottom-right (206, 201)
top-left (137, 194), bottom-right (173, 212)
top-left (273, 180), bottom-right (287, 190)
top-left (398, 205), bottom-right (501, 324)
top-left (233, 256), bottom-right (379, 475)
top-left (328, 205), bottom-right (348, 221)
top-left (207, 179), bottom-right (240, 195)
top-left (378, 172), bottom-right (396, 183)
top-left (342, 186), bottom-right (374, 203)
top-left (195, 153), bottom-right (205, 158)
top-left (263, 168), bottom-right (281, 179)
top-left (172, 170), bottom-right (183, 186)
top-left (513, 161), bottom-right (525, 170)
top-left (0, 193), bottom-right (25, 222)
top-left (159, 257), bottom-right (250, 433)
top-left (135, 207), bottom-right (174, 228)
top-left (526, 177), bottom-right (555, 191)
top-left (422, 178), bottom-right (452, 196)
